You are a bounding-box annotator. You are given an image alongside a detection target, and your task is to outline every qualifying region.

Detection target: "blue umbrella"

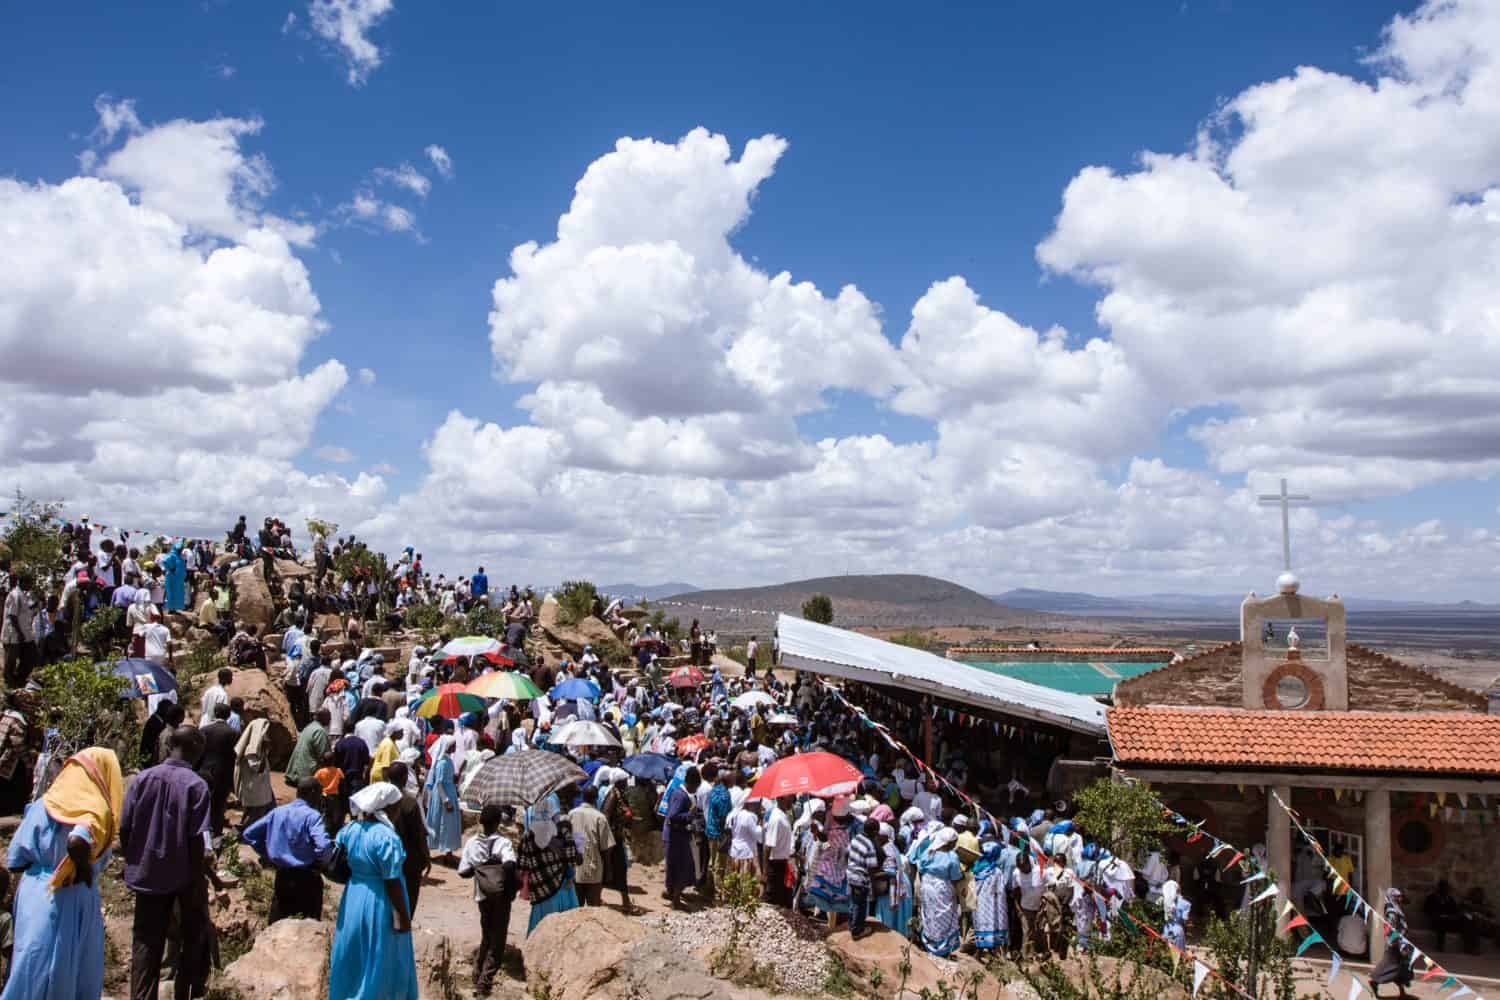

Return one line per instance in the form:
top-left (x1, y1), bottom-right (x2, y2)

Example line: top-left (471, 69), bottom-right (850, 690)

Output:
top-left (550, 677), bottom-right (601, 701)
top-left (621, 752), bottom-right (679, 783)
top-left (112, 658), bottom-right (179, 699)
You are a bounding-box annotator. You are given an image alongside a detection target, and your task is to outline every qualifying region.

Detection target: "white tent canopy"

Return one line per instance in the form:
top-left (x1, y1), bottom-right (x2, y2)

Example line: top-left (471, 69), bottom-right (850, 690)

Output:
top-left (775, 614), bottom-right (1107, 736)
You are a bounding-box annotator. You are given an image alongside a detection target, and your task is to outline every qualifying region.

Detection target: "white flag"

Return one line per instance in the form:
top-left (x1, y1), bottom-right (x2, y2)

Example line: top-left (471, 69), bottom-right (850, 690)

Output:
top-left (1192, 960), bottom-right (1210, 997)
top-left (1250, 884), bottom-right (1280, 905)
top-left (1328, 952), bottom-right (1342, 985)
top-left (1346, 976), bottom-right (1363, 1000)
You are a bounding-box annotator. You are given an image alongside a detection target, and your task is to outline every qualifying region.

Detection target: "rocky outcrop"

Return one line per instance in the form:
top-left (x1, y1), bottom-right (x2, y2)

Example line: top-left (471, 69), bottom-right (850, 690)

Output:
top-left (521, 906), bottom-right (731, 1000)
top-left (219, 917), bottom-right (330, 999)
top-left (538, 595), bottom-right (619, 659)
top-left (231, 562), bottom-right (274, 631)
top-left (228, 667), bottom-right (297, 769)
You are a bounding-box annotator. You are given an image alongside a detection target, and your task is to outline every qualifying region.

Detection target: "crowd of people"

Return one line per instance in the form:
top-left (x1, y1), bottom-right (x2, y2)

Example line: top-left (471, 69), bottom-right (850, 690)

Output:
top-left (3, 512), bottom-right (1493, 1000)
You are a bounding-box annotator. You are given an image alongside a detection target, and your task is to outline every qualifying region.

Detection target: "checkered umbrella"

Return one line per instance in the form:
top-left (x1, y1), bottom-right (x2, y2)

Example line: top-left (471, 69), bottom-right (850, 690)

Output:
top-left (462, 749), bottom-right (586, 807)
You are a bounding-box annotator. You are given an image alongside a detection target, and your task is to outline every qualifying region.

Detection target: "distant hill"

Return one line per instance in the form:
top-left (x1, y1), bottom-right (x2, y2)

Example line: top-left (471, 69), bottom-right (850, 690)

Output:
top-left (988, 588), bottom-right (1500, 616)
top-left (660, 574), bottom-right (1028, 630)
top-left (600, 582), bottom-right (698, 601)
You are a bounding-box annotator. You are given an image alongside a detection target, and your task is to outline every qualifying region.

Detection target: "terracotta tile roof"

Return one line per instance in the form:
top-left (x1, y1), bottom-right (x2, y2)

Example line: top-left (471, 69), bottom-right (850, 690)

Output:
top-left (1108, 706), bottom-right (1500, 776)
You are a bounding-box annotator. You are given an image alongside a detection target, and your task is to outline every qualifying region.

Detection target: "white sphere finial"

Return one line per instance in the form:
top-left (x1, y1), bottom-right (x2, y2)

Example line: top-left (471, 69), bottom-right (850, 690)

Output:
top-left (1277, 571), bottom-right (1300, 595)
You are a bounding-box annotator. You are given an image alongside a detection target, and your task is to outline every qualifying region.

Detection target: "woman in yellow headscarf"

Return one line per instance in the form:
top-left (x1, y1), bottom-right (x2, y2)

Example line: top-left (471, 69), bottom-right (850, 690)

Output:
top-left (2, 746), bottom-right (122, 1000)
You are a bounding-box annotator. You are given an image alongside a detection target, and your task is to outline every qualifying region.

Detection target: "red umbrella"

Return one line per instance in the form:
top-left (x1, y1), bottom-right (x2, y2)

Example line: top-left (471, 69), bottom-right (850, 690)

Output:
top-left (667, 666), bottom-right (704, 688)
top-left (674, 733), bottom-right (709, 756)
top-left (746, 751), bottom-right (862, 801)
top-left (443, 650), bottom-right (515, 667)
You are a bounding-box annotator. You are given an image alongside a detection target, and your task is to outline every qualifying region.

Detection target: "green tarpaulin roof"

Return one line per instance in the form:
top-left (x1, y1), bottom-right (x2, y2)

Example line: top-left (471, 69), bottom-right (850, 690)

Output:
top-left (958, 660), bottom-right (1168, 698)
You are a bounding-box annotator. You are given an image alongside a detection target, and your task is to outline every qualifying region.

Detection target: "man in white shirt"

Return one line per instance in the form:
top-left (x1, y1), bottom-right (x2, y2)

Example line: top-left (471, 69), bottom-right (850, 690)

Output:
top-left (457, 803), bottom-right (518, 995)
top-left (762, 795), bottom-right (795, 906)
top-left (727, 800), bottom-right (763, 877)
top-left (199, 667), bottom-right (232, 727)
top-left (913, 778), bottom-right (943, 823)
top-left (354, 711), bottom-right (386, 754)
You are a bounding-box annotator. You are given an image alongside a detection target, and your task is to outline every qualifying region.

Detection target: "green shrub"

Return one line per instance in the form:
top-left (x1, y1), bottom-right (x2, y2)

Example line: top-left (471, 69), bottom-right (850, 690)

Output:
top-left (0, 492), bottom-right (68, 586)
top-left (888, 628), bottom-right (930, 650)
top-left (405, 602), bottom-right (446, 633)
top-left (801, 593), bottom-right (834, 624)
top-left (556, 580), bottom-right (598, 625)
top-left (1071, 777), bottom-right (1176, 862)
top-left (465, 605), bottom-right (506, 638)
top-left (81, 606), bottom-right (123, 660)
top-left (35, 657), bottom-right (135, 763)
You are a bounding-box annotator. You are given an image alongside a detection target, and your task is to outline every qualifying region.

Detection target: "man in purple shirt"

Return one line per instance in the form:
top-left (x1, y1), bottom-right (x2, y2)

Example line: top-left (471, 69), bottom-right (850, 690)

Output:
top-left (120, 725), bottom-right (213, 1000)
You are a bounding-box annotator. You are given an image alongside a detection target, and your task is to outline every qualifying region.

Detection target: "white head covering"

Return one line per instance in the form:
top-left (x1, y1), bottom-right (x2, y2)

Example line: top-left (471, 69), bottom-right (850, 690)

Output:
top-left (430, 733), bottom-right (455, 766)
top-left (899, 805), bottom-right (925, 827)
top-left (1162, 879), bottom-right (1180, 914)
top-left (526, 795), bottom-right (560, 848)
top-left (349, 782), bottom-right (402, 827)
top-left (932, 827), bottom-right (958, 852)
top-left (792, 798), bottom-right (825, 837)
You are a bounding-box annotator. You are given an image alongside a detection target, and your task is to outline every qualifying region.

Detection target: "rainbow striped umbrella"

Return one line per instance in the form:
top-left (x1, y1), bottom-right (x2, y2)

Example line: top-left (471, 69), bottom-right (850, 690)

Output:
top-left (466, 671), bottom-right (543, 701)
top-left (415, 684), bottom-right (488, 719)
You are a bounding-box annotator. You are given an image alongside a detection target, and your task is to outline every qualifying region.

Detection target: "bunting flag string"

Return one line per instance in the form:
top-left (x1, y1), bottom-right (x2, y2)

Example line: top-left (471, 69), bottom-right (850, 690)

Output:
top-left (820, 683), bottom-right (1264, 1000)
top-left (1114, 770), bottom-right (1490, 1000)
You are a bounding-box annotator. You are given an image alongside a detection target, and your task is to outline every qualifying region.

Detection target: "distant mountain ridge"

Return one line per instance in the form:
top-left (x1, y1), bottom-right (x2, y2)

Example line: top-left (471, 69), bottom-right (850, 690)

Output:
top-left (989, 587), bottom-right (1500, 615)
top-left (600, 582), bottom-right (698, 601)
top-left (660, 573), bottom-right (1029, 629)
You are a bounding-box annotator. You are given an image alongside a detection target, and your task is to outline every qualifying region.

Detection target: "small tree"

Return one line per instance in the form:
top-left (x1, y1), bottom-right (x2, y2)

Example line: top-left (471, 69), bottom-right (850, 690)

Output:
top-left (556, 580), bottom-right (598, 625)
top-left (35, 657), bottom-right (136, 763)
top-left (1071, 776), bottom-right (1177, 862)
top-left (888, 628), bottom-right (929, 650)
top-left (305, 518), bottom-right (338, 542)
top-left (801, 593), bottom-right (834, 625)
top-left (0, 491), bottom-right (68, 586)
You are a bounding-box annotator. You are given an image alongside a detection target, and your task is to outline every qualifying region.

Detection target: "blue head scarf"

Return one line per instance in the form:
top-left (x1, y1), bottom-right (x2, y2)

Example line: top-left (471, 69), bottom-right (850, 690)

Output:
top-left (972, 840), bottom-right (1004, 881)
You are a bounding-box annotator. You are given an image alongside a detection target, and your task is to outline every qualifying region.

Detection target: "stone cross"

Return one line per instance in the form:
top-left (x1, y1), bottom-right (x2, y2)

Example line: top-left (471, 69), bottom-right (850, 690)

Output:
top-left (1257, 477), bottom-right (1310, 572)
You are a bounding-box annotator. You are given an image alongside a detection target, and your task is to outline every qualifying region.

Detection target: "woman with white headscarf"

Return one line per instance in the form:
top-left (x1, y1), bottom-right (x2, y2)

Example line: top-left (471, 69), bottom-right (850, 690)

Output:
top-left (328, 782), bottom-right (418, 1000)
top-left (424, 734), bottom-right (462, 859)
top-left (917, 827), bottom-right (964, 956)
top-left (1162, 879), bottom-right (1191, 949)
top-left (517, 793), bottom-right (582, 935)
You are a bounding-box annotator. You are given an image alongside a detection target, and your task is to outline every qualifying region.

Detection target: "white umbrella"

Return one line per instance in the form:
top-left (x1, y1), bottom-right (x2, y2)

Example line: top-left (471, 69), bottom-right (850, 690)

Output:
top-left (554, 720), bottom-right (623, 748)
top-left (732, 691), bottom-right (777, 710)
top-left (767, 712), bottom-right (799, 726)
top-left (443, 635), bottom-right (501, 657)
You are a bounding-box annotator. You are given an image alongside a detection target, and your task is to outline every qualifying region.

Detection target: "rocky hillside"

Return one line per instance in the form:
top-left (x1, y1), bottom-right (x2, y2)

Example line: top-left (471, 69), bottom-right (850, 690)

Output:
top-left (657, 573), bottom-right (1036, 631)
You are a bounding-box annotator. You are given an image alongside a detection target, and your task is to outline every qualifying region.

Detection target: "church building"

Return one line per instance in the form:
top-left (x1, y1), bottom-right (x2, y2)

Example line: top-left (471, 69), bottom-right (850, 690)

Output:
top-left (1107, 573), bottom-right (1500, 964)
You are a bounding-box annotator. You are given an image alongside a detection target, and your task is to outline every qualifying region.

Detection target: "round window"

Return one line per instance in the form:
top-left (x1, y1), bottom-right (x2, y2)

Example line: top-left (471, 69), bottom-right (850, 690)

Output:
top-left (1397, 819), bottom-right (1433, 856)
top-left (1274, 675), bottom-right (1310, 710)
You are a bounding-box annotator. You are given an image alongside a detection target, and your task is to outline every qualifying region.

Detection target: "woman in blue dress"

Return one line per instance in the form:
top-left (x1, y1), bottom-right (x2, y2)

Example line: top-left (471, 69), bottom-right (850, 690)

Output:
top-left (161, 541), bottom-right (187, 612)
top-left (872, 822), bottom-right (913, 938)
top-left (423, 735), bottom-right (462, 860)
top-left (916, 828), bottom-right (964, 957)
top-left (3, 747), bottom-right (122, 1000)
top-left (328, 783), bottom-right (418, 1000)
top-left (1161, 880), bottom-right (1191, 949)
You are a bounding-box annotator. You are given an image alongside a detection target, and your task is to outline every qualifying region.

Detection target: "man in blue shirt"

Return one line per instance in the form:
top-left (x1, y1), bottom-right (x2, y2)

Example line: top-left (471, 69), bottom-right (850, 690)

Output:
top-left (471, 566), bottom-right (488, 600)
top-left (243, 777), bottom-right (334, 922)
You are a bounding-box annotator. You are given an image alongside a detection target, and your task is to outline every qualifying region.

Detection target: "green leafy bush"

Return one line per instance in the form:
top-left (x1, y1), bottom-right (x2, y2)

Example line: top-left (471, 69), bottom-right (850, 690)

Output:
top-left (1071, 776), bottom-right (1176, 862)
top-left (465, 605), bottom-right (506, 638)
top-left (801, 593), bottom-right (834, 624)
top-left (405, 601), bottom-right (446, 633)
top-left (556, 580), bottom-right (598, 625)
top-left (0, 491), bottom-right (68, 586)
top-left (80, 606), bottom-right (123, 659)
top-left (35, 657), bottom-right (135, 763)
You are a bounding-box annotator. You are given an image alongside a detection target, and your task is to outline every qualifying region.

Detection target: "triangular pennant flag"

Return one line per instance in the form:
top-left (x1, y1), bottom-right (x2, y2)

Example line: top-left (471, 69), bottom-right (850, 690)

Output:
top-left (1241, 870), bottom-right (1268, 884)
top-left (1222, 850), bottom-right (1245, 871)
top-left (1295, 930), bottom-right (1325, 956)
top-left (1251, 884), bottom-right (1280, 905)
top-left (1328, 952), bottom-right (1342, 986)
top-left (1192, 960), bottom-right (1210, 998)
top-left (1280, 899), bottom-right (1297, 919)
top-left (1440, 975), bottom-right (1458, 991)
top-left (1421, 961), bottom-right (1444, 982)
top-left (1449, 987), bottom-right (1473, 1000)
top-left (1285, 914), bottom-right (1309, 931)
top-left (1347, 976), bottom-right (1364, 1000)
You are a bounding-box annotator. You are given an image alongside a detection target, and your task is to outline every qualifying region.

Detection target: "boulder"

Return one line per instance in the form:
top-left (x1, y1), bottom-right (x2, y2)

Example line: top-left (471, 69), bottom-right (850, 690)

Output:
top-left (228, 667), bottom-right (297, 769)
top-left (231, 562), bottom-right (275, 631)
top-left (538, 596), bottom-right (620, 659)
top-left (313, 612), bottom-right (343, 635)
top-left (522, 907), bottom-right (730, 1000)
top-left (273, 557), bottom-right (312, 580)
top-left (219, 917), bottom-right (330, 999)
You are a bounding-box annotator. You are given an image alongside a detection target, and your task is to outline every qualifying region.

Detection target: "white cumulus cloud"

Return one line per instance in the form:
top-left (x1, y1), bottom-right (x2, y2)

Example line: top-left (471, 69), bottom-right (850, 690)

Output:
top-left (425, 144), bottom-right (453, 179)
top-left (307, 0), bottom-right (394, 86)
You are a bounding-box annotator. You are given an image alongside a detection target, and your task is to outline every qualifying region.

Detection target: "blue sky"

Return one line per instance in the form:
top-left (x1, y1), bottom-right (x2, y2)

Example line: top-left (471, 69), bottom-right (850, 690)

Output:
top-left (4, 1), bottom-right (1499, 598)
